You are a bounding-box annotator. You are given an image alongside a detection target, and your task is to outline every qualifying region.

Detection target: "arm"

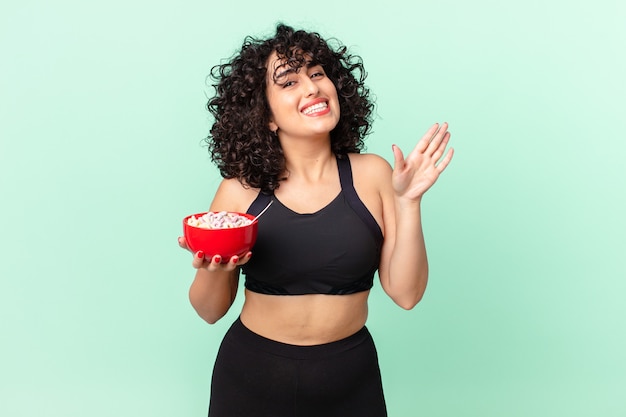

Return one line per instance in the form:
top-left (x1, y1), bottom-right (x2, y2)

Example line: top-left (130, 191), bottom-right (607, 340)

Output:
top-left (181, 178), bottom-right (256, 324)
top-left (185, 249), bottom-right (243, 324)
top-left (378, 123), bottom-right (454, 310)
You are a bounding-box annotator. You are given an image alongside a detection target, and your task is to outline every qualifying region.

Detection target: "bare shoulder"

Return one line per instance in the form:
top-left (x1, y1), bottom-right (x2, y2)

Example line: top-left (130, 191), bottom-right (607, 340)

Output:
top-left (345, 153), bottom-right (392, 230)
top-left (347, 153), bottom-right (392, 185)
top-left (210, 178), bottom-right (260, 213)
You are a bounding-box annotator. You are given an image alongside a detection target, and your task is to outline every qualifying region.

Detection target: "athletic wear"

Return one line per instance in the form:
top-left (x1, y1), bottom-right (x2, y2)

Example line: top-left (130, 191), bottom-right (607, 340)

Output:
top-left (207, 154), bottom-right (388, 416)
top-left (208, 318), bottom-right (387, 417)
top-left (244, 155), bottom-right (383, 295)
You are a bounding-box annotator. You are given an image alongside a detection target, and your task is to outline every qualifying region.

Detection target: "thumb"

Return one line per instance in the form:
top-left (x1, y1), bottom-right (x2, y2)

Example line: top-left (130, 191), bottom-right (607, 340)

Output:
top-left (391, 144), bottom-right (405, 171)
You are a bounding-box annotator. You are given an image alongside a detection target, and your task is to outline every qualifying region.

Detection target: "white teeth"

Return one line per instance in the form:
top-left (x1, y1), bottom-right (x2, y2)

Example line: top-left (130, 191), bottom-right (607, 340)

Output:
top-left (302, 102), bottom-right (328, 115)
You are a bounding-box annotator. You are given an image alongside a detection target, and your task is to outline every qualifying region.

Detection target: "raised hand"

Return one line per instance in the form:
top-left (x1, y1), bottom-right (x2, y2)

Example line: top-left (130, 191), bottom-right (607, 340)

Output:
top-left (391, 122), bottom-right (454, 201)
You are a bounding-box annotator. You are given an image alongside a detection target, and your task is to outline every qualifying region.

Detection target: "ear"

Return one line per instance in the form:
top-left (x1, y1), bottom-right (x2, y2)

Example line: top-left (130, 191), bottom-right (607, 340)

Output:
top-left (268, 120), bottom-right (278, 133)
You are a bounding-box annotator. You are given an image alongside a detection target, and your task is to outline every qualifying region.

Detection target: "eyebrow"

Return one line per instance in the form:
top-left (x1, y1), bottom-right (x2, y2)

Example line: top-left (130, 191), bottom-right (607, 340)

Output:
top-left (273, 59), bottom-right (320, 82)
top-left (274, 67), bottom-right (297, 80)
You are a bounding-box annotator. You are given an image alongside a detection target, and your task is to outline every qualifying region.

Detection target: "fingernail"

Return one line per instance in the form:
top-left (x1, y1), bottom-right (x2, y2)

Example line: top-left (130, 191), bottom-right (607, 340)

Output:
top-left (232, 256), bottom-right (239, 263)
top-left (214, 255), bottom-right (222, 263)
top-left (197, 251), bottom-right (204, 258)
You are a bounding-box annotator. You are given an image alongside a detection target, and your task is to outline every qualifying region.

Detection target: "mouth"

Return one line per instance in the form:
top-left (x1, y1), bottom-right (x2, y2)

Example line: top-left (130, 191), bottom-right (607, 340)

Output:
top-left (300, 99), bottom-right (330, 116)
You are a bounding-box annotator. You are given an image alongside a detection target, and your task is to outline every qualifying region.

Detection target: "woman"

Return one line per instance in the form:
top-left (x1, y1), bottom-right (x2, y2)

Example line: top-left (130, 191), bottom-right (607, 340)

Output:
top-left (179, 24), bottom-right (453, 417)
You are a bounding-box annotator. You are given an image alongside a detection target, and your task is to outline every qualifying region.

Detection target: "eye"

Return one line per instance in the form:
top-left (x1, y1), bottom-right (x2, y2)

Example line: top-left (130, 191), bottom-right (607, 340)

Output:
top-left (282, 80), bottom-right (296, 88)
top-left (310, 66), bottom-right (325, 78)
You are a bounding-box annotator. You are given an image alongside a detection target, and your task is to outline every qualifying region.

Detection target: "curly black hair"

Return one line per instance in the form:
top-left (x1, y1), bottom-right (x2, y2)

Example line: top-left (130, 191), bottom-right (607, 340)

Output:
top-left (205, 23), bottom-right (374, 192)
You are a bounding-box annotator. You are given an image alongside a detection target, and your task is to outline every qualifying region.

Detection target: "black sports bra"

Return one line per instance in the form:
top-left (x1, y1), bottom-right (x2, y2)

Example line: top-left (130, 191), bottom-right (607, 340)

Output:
top-left (243, 155), bottom-right (383, 295)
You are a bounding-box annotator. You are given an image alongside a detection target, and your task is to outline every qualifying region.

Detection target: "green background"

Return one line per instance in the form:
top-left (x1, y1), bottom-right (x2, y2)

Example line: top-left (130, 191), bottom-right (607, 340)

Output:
top-left (2, 0), bottom-right (625, 416)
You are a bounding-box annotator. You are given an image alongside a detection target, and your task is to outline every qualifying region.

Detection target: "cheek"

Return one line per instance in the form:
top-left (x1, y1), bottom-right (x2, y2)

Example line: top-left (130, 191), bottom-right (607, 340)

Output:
top-left (326, 85), bottom-right (340, 106)
top-left (272, 95), bottom-right (297, 116)
top-left (266, 94), bottom-right (282, 118)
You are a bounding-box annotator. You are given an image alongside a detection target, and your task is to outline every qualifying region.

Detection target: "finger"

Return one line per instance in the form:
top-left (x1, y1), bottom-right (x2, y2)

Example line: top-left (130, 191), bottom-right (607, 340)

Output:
top-left (435, 147), bottom-right (454, 173)
top-left (414, 123), bottom-right (439, 154)
top-left (178, 236), bottom-right (189, 250)
top-left (213, 255), bottom-right (240, 272)
top-left (237, 251), bottom-right (253, 266)
top-left (426, 122), bottom-right (449, 156)
top-left (195, 254), bottom-right (225, 271)
top-left (431, 132), bottom-right (451, 162)
top-left (391, 144), bottom-right (405, 171)
top-left (191, 250), bottom-right (205, 269)
top-left (201, 254), bottom-right (225, 272)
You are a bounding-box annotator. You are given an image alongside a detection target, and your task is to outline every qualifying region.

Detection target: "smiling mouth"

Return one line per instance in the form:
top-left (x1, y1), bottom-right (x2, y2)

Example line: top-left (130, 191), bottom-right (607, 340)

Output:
top-left (301, 101), bottom-right (329, 115)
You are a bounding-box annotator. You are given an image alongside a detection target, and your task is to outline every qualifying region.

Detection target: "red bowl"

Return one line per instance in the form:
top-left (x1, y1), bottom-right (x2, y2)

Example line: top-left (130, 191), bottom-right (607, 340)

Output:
top-left (183, 212), bottom-right (258, 262)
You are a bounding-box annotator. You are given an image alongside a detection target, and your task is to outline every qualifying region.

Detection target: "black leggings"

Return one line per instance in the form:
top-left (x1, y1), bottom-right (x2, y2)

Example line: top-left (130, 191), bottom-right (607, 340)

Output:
top-left (208, 318), bottom-right (387, 417)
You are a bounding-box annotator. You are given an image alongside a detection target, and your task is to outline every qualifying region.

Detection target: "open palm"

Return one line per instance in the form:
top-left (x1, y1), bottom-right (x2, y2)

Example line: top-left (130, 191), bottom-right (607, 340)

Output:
top-left (392, 122), bottom-right (454, 200)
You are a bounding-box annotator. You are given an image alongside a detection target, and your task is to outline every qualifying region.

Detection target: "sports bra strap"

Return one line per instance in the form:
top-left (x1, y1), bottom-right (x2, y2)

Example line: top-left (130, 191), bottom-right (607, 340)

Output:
top-left (337, 155), bottom-right (383, 241)
top-left (248, 191), bottom-right (273, 216)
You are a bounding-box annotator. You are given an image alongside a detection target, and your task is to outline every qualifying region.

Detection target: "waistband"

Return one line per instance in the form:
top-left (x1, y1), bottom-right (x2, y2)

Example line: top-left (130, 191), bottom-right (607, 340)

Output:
top-left (225, 317), bottom-right (372, 360)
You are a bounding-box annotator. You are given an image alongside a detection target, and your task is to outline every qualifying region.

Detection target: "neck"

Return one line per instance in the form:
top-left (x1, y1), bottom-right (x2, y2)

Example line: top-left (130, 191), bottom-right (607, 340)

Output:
top-left (281, 147), bottom-right (335, 182)
top-left (278, 132), bottom-right (335, 179)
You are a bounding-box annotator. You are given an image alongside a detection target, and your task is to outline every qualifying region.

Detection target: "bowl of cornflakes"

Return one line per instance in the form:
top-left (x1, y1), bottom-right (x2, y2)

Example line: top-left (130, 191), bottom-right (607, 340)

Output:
top-left (183, 211), bottom-right (258, 262)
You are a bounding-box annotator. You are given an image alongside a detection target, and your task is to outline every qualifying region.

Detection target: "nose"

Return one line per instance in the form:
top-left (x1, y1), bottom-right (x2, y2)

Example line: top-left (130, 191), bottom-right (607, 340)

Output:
top-left (302, 75), bottom-right (319, 96)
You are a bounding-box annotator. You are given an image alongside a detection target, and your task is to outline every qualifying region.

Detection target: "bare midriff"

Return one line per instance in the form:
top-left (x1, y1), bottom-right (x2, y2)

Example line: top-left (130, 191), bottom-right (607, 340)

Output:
top-left (240, 290), bottom-right (369, 346)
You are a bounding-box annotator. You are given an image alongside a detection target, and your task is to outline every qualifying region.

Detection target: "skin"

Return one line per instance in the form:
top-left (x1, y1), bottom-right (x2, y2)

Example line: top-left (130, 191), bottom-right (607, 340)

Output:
top-left (179, 52), bottom-right (454, 345)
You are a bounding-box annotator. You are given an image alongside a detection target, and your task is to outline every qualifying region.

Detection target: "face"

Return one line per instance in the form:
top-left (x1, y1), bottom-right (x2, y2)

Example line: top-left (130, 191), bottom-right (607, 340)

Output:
top-left (265, 52), bottom-right (340, 141)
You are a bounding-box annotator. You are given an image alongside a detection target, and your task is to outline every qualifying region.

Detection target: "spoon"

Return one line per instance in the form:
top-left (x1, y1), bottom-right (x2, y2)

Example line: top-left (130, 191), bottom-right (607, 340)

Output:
top-left (251, 199), bottom-right (273, 222)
